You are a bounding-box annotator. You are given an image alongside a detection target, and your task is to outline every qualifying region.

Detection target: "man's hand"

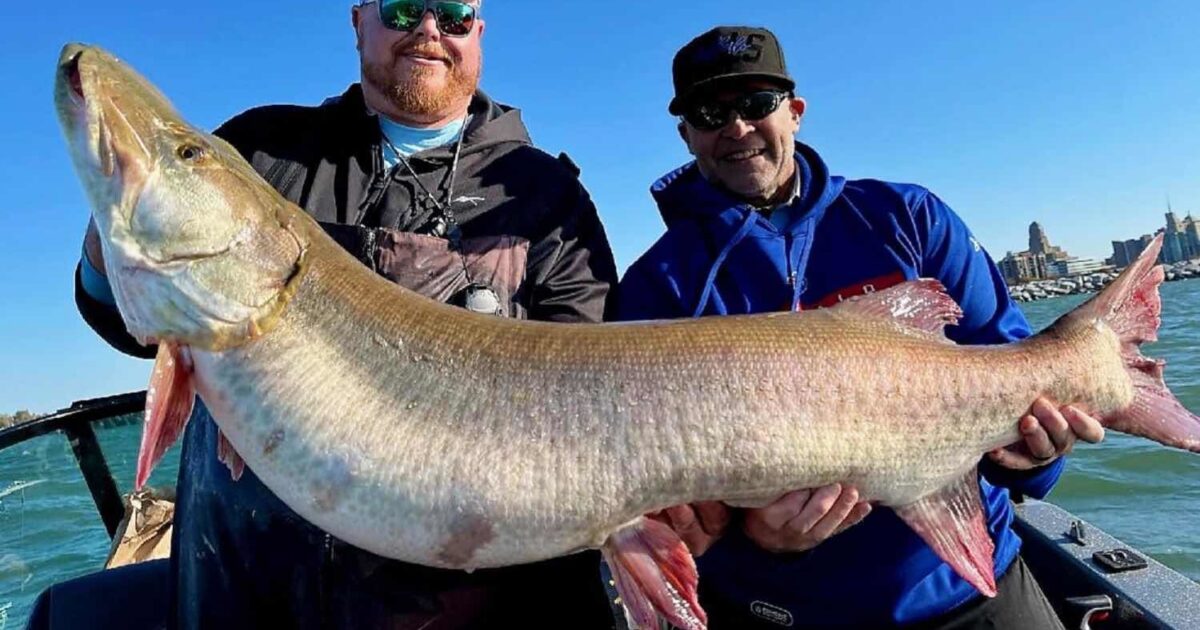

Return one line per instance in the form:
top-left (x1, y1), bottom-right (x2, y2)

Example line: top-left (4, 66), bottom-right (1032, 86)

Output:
top-left (84, 218), bottom-right (106, 275)
top-left (988, 396), bottom-right (1105, 470)
top-left (743, 484), bottom-right (871, 553)
top-left (647, 501), bottom-right (731, 556)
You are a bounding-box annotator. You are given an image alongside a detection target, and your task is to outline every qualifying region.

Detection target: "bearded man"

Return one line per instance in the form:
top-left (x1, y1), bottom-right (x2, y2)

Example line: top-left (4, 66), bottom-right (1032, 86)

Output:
top-left (68, 2), bottom-right (621, 628)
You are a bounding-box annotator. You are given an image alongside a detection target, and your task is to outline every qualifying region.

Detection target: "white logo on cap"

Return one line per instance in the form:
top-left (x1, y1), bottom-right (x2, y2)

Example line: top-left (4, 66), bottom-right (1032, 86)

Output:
top-left (720, 33), bottom-right (752, 56)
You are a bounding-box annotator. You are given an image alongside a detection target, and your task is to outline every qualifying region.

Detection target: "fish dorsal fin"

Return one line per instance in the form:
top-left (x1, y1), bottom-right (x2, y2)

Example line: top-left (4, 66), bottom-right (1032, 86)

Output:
top-left (829, 279), bottom-right (962, 336)
top-left (894, 468), bottom-right (998, 597)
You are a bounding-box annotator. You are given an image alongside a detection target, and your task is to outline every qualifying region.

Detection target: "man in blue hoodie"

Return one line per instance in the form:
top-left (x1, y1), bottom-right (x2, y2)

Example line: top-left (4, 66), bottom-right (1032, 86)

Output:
top-left (619, 26), bottom-right (1106, 629)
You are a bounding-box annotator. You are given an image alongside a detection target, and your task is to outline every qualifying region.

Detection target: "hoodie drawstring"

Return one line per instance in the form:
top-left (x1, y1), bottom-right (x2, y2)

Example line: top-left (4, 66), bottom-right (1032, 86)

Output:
top-left (693, 210), bottom-right (759, 318)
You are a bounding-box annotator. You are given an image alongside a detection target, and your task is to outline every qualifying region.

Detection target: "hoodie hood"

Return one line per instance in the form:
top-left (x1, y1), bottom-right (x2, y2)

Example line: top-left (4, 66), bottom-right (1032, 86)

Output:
top-left (645, 140), bottom-right (847, 317)
top-left (456, 91), bottom-right (535, 156)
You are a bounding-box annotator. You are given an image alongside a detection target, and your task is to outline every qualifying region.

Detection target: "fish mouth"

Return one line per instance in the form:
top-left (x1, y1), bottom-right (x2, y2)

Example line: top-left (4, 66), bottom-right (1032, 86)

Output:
top-left (64, 50), bottom-right (85, 104)
top-left (58, 45), bottom-right (127, 182)
top-left (57, 44), bottom-right (157, 244)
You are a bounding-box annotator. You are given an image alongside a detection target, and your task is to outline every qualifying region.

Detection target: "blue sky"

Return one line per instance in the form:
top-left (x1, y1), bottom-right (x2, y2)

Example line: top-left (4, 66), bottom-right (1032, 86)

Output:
top-left (2, 1), bottom-right (1198, 412)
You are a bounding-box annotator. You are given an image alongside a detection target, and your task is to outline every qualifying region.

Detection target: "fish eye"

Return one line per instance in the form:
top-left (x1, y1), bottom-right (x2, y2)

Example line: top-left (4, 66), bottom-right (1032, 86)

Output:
top-left (177, 144), bottom-right (205, 162)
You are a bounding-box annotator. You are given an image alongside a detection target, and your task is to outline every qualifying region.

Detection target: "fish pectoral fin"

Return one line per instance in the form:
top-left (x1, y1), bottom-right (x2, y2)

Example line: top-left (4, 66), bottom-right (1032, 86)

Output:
top-left (894, 469), bottom-right (998, 598)
top-left (601, 517), bottom-right (707, 630)
top-left (830, 278), bottom-right (962, 337)
top-left (217, 429), bottom-right (246, 481)
top-left (136, 342), bottom-right (195, 490)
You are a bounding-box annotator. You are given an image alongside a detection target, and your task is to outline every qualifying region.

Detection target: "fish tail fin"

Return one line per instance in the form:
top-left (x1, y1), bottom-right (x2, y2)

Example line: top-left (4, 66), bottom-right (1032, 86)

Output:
top-left (1059, 234), bottom-right (1200, 452)
top-left (601, 517), bottom-right (707, 630)
top-left (895, 468), bottom-right (997, 598)
top-left (136, 342), bottom-right (194, 489)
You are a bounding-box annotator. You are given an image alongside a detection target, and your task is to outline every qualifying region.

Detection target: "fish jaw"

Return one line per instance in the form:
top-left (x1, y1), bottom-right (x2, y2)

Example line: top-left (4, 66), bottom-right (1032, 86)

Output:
top-left (55, 44), bottom-right (308, 350)
top-left (55, 44), bottom-right (150, 217)
top-left (56, 44), bottom-right (156, 340)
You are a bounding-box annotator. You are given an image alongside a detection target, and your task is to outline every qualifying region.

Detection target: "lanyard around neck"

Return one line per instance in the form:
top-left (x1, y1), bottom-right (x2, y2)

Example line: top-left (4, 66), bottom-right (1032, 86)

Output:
top-left (379, 117), bottom-right (469, 243)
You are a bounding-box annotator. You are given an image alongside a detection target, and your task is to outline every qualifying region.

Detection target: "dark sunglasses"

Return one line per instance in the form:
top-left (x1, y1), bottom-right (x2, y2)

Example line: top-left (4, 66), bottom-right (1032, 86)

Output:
top-left (683, 90), bottom-right (791, 132)
top-left (371, 0), bottom-right (478, 38)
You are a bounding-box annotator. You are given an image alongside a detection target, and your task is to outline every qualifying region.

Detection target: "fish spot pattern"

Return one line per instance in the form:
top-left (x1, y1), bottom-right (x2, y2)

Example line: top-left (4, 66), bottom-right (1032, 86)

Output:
top-left (309, 456), bottom-right (355, 513)
top-left (262, 428), bottom-right (285, 456)
top-left (436, 513), bottom-right (495, 569)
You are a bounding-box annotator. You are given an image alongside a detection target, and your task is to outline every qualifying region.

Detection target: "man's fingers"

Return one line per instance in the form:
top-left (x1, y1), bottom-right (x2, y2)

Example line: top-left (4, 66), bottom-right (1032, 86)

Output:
top-left (1064, 405), bottom-right (1106, 443)
top-left (1030, 397), bottom-right (1074, 452)
top-left (836, 502), bottom-right (873, 534)
top-left (664, 504), bottom-right (698, 532)
top-left (84, 219), bottom-right (107, 274)
top-left (758, 489), bottom-right (813, 531)
top-left (802, 486), bottom-right (858, 542)
top-left (783, 484), bottom-right (842, 536)
top-left (1018, 414), bottom-right (1058, 461)
top-left (693, 501), bottom-right (731, 537)
top-left (658, 504), bottom-right (724, 556)
top-left (988, 447), bottom-right (1037, 471)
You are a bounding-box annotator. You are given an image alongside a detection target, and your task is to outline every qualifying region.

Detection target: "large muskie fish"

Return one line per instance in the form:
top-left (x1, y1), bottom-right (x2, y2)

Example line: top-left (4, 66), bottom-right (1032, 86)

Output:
top-left (56, 43), bottom-right (1200, 629)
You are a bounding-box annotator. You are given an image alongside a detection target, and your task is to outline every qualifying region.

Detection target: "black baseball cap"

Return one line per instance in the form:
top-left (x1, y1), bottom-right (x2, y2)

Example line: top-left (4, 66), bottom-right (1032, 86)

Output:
top-left (669, 26), bottom-right (795, 115)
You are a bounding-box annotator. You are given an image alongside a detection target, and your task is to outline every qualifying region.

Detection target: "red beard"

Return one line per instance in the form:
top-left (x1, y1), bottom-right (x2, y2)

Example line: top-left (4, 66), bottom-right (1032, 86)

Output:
top-left (363, 42), bottom-right (480, 118)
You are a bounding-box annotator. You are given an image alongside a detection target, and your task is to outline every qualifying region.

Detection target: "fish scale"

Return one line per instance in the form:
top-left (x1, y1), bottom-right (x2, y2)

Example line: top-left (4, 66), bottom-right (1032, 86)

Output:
top-left (189, 238), bottom-right (1093, 562)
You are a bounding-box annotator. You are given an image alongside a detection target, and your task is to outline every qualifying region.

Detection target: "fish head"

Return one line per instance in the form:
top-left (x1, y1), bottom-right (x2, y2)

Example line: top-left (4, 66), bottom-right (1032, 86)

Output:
top-left (55, 44), bottom-right (306, 351)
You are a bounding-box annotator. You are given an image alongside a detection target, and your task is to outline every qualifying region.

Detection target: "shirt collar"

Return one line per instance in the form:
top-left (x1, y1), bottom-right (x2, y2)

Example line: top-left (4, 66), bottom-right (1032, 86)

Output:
top-left (776, 159), bottom-right (803, 209)
top-left (766, 158), bottom-right (804, 230)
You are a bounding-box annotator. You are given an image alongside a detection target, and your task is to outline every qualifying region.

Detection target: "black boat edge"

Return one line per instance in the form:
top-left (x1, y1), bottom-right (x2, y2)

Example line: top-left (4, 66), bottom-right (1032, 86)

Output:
top-left (1014, 499), bottom-right (1200, 629)
top-left (0, 391), bottom-right (145, 538)
top-left (5, 392), bottom-right (1199, 629)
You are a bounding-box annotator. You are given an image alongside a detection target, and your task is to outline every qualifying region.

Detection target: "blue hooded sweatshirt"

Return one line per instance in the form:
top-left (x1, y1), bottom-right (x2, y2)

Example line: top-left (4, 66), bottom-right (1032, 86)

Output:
top-left (617, 141), bottom-right (1065, 627)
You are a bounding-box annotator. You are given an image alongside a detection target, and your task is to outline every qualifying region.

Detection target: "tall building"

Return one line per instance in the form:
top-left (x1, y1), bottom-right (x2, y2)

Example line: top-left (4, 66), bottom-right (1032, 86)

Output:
top-left (1027, 222), bottom-right (1066, 260)
top-left (1029, 222), bottom-right (1051, 255)
top-left (1187, 216), bottom-right (1200, 258)
top-left (1166, 211), bottom-right (1186, 234)
top-left (1109, 208), bottom-right (1200, 268)
top-left (1001, 222), bottom-right (1068, 283)
top-left (1160, 212), bottom-right (1200, 263)
top-left (1164, 232), bottom-right (1186, 264)
top-left (1110, 236), bottom-right (1153, 268)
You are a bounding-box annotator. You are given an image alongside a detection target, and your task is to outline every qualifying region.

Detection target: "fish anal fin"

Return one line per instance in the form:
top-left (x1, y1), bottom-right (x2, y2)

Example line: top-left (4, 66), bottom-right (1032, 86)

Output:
top-left (136, 342), bottom-right (194, 490)
top-left (831, 279), bottom-right (962, 336)
top-left (217, 429), bottom-right (246, 481)
top-left (601, 518), bottom-right (707, 630)
top-left (894, 468), bottom-right (997, 597)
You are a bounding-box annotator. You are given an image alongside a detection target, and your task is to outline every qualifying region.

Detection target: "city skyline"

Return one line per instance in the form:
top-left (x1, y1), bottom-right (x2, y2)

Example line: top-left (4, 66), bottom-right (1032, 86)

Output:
top-left (998, 204), bottom-right (1199, 259)
top-left (999, 208), bottom-right (1200, 284)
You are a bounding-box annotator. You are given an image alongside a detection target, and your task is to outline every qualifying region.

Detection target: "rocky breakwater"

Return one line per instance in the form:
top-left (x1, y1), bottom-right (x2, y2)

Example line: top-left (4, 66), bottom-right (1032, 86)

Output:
top-left (1009, 260), bottom-right (1200, 303)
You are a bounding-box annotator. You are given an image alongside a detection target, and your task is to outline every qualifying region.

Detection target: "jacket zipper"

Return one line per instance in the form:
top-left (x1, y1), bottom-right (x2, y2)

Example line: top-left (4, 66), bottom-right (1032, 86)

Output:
top-left (785, 228), bottom-right (798, 309)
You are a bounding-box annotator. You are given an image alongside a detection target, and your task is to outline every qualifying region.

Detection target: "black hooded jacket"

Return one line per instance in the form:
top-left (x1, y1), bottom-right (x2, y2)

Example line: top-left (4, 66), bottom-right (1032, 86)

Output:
top-left (73, 85), bottom-right (621, 629)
